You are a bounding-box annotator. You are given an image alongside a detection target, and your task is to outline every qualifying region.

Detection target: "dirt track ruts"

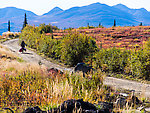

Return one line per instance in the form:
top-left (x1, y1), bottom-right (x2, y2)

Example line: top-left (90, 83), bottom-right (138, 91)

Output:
top-left (2, 39), bottom-right (150, 98)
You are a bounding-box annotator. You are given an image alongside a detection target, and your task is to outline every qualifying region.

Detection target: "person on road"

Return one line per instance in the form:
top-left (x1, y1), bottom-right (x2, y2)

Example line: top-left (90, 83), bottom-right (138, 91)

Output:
top-left (20, 40), bottom-right (27, 52)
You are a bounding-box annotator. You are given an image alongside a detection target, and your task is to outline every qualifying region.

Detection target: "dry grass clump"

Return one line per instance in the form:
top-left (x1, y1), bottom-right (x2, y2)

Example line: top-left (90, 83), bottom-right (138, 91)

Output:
top-left (2, 31), bottom-right (20, 39)
top-left (2, 31), bottom-right (14, 38)
top-left (0, 45), bottom-right (17, 59)
top-left (14, 32), bottom-right (21, 38)
top-left (0, 60), bottom-right (47, 74)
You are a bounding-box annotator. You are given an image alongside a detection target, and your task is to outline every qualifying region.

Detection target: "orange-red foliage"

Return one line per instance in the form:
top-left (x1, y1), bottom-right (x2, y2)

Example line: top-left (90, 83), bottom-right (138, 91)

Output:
top-left (47, 26), bottom-right (150, 49)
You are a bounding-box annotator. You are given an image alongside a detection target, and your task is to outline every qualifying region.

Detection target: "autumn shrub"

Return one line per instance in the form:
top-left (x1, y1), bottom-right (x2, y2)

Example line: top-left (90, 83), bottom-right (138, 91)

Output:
top-left (127, 50), bottom-right (143, 77)
top-left (93, 46), bottom-right (150, 80)
top-left (60, 32), bottom-right (97, 66)
top-left (37, 36), bottom-right (60, 58)
top-left (127, 39), bottom-right (150, 80)
top-left (20, 25), bottom-right (42, 49)
top-left (93, 48), bottom-right (129, 73)
top-left (38, 23), bottom-right (58, 34)
top-left (143, 39), bottom-right (150, 80)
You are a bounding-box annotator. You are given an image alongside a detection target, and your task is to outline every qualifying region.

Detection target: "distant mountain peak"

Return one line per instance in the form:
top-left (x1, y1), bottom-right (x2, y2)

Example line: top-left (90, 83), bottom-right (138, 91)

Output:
top-left (91, 2), bottom-right (101, 5)
top-left (114, 4), bottom-right (147, 12)
top-left (52, 7), bottom-right (63, 11)
top-left (114, 4), bottom-right (128, 7)
top-left (139, 8), bottom-right (147, 11)
top-left (87, 2), bottom-right (106, 6)
top-left (43, 7), bottom-right (63, 15)
top-left (113, 3), bottom-right (129, 10)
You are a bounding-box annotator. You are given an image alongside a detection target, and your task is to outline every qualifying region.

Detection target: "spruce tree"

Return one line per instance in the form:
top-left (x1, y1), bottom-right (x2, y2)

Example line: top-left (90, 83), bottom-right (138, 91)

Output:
top-left (22, 13), bottom-right (28, 30)
top-left (87, 23), bottom-right (90, 29)
top-left (98, 22), bottom-right (101, 28)
top-left (8, 20), bottom-right (10, 31)
top-left (139, 22), bottom-right (143, 26)
top-left (113, 19), bottom-right (116, 27)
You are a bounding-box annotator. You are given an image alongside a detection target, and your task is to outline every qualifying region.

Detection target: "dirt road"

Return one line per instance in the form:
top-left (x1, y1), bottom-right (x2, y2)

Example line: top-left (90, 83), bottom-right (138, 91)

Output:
top-left (2, 39), bottom-right (73, 72)
top-left (2, 39), bottom-right (150, 98)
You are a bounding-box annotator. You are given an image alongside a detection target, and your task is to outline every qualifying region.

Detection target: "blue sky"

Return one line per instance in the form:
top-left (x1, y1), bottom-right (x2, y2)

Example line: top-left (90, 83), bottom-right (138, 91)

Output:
top-left (0, 0), bottom-right (150, 15)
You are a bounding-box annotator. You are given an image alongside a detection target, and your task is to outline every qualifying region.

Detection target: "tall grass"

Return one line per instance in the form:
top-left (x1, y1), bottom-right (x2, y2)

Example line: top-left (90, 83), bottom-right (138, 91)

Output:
top-left (0, 45), bottom-right (17, 59)
top-left (0, 59), bottom-right (106, 112)
top-left (0, 70), bottom-right (105, 105)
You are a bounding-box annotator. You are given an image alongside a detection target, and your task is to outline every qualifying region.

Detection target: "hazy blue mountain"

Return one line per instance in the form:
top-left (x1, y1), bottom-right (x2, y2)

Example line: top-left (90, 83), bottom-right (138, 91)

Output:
top-left (0, 7), bottom-right (38, 34)
top-left (0, 2), bottom-right (150, 35)
top-left (113, 4), bottom-right (150, 24)
top-left (40, 2), bottom-right (137, 28)
top-left (113, 4), bottom-right (130, 12)
top-left (43, 7), bottom-right (63, 16)
top-left (0, 7), bottom-right (37, 18)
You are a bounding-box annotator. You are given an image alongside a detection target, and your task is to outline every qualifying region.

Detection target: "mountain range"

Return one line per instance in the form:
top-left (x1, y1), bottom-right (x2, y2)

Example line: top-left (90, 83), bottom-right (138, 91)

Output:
top-left (0, 2), bottom-right (150, 35)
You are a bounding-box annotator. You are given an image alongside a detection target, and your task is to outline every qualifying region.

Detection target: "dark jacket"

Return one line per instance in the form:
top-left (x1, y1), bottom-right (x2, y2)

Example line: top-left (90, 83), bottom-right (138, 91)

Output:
top-left (21, 41), bottom-right (26, 48)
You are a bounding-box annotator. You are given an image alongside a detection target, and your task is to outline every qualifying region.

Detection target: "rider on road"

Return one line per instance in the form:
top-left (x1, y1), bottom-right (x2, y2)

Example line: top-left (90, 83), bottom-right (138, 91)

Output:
top-left (21, 41), bottom-right (27, 52)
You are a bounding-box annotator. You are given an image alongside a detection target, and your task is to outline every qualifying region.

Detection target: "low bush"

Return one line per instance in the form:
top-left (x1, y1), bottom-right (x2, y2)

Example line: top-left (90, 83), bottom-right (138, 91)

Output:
top-left (93, 48), bottom-right (129, 73)
top-left (92, 46), bottom-right (150, 80)
top-left (60, 32), bottom-right (97, 66)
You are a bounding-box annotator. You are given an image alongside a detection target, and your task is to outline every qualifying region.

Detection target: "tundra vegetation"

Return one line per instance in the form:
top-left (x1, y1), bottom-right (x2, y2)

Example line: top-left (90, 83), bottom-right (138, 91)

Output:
top-left (0, 25), bottom-right (150, 112)
top-left (20, 25), bottom-right (150, 81)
